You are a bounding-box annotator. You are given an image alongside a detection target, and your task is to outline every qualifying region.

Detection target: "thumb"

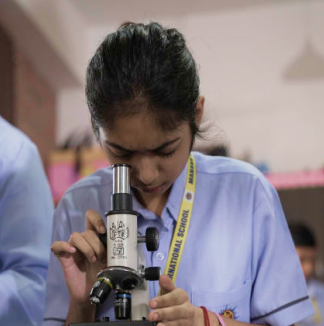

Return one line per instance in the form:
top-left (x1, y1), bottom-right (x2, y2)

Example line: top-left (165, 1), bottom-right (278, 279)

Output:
top-left (159, 274), bottom-right (176, 295)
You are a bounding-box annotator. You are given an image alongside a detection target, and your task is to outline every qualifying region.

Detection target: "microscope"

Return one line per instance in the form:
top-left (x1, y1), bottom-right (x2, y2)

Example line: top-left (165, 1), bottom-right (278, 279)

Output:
top-left (71, 164), bottom-right (160, 326)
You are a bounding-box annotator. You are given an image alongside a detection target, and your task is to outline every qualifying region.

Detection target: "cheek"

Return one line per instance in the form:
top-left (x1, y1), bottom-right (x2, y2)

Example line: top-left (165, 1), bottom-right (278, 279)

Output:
top-left (163, 154), bottom-right (189, 182)
top-left (101, 147), bottom-right (111, 161)
top-left (162, 165), bottom-right (179, 182)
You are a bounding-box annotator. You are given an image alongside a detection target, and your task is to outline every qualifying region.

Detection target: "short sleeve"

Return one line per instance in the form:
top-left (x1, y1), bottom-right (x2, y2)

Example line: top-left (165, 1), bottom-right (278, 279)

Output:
top-left (43, 174), bottom-right (108, 325)
top-left (43, 196), bottom-right (74, 326)
top-left (0, 140), bottom-right (54, 325)
top-left (250, 179), bottom-right (315, 325)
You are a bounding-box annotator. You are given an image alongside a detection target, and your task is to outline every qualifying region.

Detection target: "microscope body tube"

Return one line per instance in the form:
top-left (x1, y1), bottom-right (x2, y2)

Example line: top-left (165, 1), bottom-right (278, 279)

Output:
top-left (107, 212), bottom-right (138, 270)
top-left (107, 164), bottom-right (138, 270)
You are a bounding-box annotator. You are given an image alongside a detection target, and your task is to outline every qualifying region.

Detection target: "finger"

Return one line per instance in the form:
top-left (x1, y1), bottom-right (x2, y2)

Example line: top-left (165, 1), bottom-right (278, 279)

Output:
top-left (51, 241), bottom-right (76, 256)
top-left (85, 209), bottom-right (106, 234)
top-left (159, 274), bottom-right (176, 295)
top-left (82, 230), bottom-right (107, 264)
top-left (69, 232), bottom-right (97, 263)
top-left (150, 288), bottom-right (187, 309)
top-left (148, 304), bottom-right (194, 322)
top-left (157, 319), bottom-right (188, 326)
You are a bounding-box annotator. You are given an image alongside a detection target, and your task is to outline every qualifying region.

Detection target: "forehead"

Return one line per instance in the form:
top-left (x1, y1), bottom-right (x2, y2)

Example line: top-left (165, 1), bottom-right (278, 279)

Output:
top-left (101, 113), bottom-right (185, 150)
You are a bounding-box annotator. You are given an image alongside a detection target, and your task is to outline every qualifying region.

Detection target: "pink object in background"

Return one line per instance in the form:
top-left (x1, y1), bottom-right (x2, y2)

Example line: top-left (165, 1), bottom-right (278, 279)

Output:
top-left (266, 169), bottom-right (324, 190)
top-left (48, 148), bottom-right (109, 204)
top-left (48, 161), bottom-right (79, 203)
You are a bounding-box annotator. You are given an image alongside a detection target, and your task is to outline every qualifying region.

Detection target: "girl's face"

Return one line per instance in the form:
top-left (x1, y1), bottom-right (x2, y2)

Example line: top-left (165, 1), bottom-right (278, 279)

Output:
top-left (99, 113), bottom-right (192, 205)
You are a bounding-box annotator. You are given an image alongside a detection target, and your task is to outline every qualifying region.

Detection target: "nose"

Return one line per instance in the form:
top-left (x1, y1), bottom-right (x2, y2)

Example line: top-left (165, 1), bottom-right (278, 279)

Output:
top-left (133, 155), bottom-right (158, 186)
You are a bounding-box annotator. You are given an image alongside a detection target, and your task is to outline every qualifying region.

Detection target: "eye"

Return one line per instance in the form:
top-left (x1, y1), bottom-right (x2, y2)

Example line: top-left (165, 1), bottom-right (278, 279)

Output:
top-left (108, 147), bottom-right (132, 159)
top-left (112, 152), bottom-right (132, 159)
top-left (156, 149), bottom-right (176, 158)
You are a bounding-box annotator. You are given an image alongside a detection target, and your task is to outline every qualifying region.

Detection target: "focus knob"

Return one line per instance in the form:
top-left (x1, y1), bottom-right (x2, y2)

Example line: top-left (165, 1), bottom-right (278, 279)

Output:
top-left (145, 267), bottom-right (161, 281)
top-left (146, 227), bottom-right (159, 251)
top-left (98, 232), bottom-right (107, 249)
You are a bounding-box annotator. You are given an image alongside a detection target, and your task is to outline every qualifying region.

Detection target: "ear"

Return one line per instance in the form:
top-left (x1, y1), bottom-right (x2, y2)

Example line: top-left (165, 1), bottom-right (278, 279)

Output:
top-left (195, 96), bottom-right (205, 128)
top-left (97, 128), bottom-right (104, 148)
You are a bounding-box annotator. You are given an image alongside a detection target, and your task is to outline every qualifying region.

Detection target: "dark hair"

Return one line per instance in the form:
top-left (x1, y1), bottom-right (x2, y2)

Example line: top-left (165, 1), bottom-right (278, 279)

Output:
top-left (288, 222), bottom-right (317, 248)
top-left (86, 22), bottom-right (200, 140)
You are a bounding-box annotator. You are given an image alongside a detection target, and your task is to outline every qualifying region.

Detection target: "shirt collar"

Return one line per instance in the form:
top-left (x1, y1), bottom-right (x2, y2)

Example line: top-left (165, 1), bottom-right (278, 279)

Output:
top-left (164, 159), bottom-right (188, 222)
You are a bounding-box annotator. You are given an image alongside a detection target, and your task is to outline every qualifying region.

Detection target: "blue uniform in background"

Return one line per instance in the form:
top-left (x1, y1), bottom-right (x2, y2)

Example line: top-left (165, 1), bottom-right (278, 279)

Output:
top-left (0, 116), bottom-right (54, 325)
top-left (297, 278), bottom-right (324, 326)
top-left (44, 151), bottom-right (314, 325)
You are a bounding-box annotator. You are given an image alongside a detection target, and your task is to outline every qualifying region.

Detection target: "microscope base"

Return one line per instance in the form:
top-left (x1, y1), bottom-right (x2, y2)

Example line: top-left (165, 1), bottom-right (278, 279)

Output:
top-left (71, 320), bottom-right (157, 326)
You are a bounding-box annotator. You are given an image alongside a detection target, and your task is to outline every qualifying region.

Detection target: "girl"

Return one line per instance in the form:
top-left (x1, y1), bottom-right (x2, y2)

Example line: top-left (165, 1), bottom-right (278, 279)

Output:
top-left (44, 22), bottom-right (314, 326)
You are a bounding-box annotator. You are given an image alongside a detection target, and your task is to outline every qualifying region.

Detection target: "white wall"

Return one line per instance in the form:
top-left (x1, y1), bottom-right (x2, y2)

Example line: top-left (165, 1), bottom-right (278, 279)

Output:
top-left (57, 88), bottom-right (91, 145)
top-left (49, 0), bottom-right (324, 172)
top-left (16, 0), bottom-right (89, 83)
top-left (184, 1), bottom-right (324, 172)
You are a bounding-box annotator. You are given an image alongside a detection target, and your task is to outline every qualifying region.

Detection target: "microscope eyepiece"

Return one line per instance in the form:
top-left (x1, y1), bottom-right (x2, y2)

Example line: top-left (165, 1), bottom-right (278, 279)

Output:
top-left (113, 164), bottom-right (131, 194)
top-left (111, 164), bottom-right (134, 212)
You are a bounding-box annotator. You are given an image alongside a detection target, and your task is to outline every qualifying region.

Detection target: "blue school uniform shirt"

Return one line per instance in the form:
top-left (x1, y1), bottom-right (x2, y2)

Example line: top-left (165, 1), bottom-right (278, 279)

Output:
top-left (0, 116), bottom-right (54, 325)
top-left (43, 151), bottom-right (314, 325)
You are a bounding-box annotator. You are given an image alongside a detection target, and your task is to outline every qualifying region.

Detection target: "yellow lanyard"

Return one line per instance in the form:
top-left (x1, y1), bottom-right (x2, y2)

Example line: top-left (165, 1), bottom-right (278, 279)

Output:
top-left (162, 154), bottom-right (196, 286)
top-left (312, 297), bottom-right (323, 324)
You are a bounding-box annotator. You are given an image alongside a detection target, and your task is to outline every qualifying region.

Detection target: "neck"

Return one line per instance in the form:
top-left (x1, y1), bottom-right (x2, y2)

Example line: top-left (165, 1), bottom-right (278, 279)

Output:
top-left (133, 188), bottom-right (171, 218)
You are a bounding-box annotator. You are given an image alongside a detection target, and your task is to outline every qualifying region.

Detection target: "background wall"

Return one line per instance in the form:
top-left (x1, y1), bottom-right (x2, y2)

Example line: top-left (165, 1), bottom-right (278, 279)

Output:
top-left (14, 49), bottom-right (56, 166)
top-left (1, 0), bottom-right (324, 173)
top-left (0, 23), bottom-right (56, 166)
top-left (64, 0), bottom-right (324, 173)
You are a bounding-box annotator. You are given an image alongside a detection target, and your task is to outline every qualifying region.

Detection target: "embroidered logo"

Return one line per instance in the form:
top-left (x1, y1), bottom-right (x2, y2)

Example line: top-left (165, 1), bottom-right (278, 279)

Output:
top-left (220, 307), bottom-right (237, 319)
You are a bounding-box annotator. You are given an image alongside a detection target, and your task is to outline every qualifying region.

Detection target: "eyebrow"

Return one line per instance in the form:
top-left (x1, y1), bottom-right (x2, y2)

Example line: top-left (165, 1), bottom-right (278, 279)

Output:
top-left (105, 137), bottom-right (181, 153)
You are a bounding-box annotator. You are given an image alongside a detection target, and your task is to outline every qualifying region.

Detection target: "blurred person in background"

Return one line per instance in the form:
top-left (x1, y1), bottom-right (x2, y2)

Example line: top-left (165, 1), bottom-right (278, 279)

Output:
top-left (0, 115), bottom-right (54, 325)
top-left (289, 222), bottom-right (324, 326)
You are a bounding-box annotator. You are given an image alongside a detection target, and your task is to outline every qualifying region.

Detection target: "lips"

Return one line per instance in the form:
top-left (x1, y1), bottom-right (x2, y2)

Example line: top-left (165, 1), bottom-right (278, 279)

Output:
top-left (135, 182), bottom-right (168, 194)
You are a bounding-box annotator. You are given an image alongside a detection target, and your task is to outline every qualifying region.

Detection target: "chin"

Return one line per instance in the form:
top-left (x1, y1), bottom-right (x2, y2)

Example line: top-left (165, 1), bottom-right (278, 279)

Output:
top-left (133, 182), bottom-right (171, 196)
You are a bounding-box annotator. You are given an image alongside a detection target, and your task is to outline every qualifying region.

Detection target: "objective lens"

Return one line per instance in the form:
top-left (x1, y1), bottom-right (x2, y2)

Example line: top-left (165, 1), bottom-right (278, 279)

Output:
top-left (115, 291), bottom-right (131, 320)
top-left (89, 277), bottom-right (113, 305)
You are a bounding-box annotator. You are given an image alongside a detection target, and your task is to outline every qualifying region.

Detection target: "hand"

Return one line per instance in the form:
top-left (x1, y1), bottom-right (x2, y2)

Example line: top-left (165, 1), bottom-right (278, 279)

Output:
top-left (147, 275), bottom-right (204, 326)
top-left (51, 209), bottom-right (107, 306)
